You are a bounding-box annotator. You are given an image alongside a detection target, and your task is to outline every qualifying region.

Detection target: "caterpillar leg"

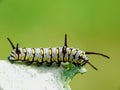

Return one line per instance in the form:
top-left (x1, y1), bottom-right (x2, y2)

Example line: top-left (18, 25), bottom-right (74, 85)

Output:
top-left (46, 62), bottom-right (53, 66)
top-left (25, 61), bottom-right (34, 65)
top-left (9, 60), bottom-right (14, 63)
top-left (56, 62), bottom-right (61, 67)
top-left (36, 61), bottom-right (43, 66)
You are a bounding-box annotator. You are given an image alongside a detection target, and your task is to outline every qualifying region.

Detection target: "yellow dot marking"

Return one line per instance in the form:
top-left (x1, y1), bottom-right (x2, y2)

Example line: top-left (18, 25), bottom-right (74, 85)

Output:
top-left (25, 56), bottom-right (29, 60)
top-left (19, 55), bottom-right (22, 60)
top-left (38, 58), bottom-right (42, 63)
top-left (55, 58), bottom-right (58, 63)
top-left (40, 49), bottom-right (44, 55)
top-left (20, 55), bottom-right (24, 61)
top-left (34, 57), bottom-right (37, 61)
top-left (80, 52), bottom-right (85, 57)
top-left (29, 57), bottom-right (33, 61)
top-left (59, 57), bottom-right (62, 62)
top-left (73, 59), bottom-right (77, 63)
top-left (23, 49), bottom-right (26, 54)
top-left (68, 49), bottom-right (71, 55)
top-left (32, 48), bottom-right (35, 55)
top-left (47, 58), bottom-right (51, 63)
top-left (64, 58), bottom-right (68, 62)
top-left (78, 60), bottom-right (82, 64)
top-left (73, 50), bottom-right (77, 55)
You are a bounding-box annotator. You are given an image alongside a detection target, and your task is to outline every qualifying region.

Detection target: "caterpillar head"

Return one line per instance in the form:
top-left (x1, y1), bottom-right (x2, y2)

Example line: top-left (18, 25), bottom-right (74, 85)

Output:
top-left (64, 34), bottom-right (110, 70)
top-left (7, 38), bottom-right (20, 63)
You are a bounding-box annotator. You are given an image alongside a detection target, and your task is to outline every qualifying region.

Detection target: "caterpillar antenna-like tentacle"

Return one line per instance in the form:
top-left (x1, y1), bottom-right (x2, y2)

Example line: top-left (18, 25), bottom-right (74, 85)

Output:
top-left (87, 61), bottom-right (98, 70)
top-left (7, 38), bottom-right (15, 49)
top-left (64, 34), bottom-right (67, 47)
top-left (85, 52), bottom-right (110, 59)
top-left (16, 43), bottom-right (19, 53)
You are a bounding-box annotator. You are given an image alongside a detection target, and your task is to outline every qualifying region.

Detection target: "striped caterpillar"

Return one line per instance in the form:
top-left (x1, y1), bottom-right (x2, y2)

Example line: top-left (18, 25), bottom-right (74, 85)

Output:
top-left (7, 34), bottom-right (110, 70)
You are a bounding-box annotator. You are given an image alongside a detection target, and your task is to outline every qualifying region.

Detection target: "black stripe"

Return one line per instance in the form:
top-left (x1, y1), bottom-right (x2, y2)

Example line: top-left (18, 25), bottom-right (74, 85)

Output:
top-left (68, 48), bottom-right (72, 62)
top-left (11, 51), bottom-right (17, 59)
top-left (16, 51), bottom-right (20, 60)
top-left (56, 48), bottom-right (58, 62)
top-left (10, 54), bottom-right (15, 58)
top-left (78, 56), bottom-right (86, 65)
top-left (62, 46), bottom-right (67, 62)
top-left (56, 48), bottom-right (60, 66)
top-left (49, 48), bottom-right (52, 63)
top-left (11, 51), bottom-right (15, 55)
top-left (23, 48), bottom-right (27, 61)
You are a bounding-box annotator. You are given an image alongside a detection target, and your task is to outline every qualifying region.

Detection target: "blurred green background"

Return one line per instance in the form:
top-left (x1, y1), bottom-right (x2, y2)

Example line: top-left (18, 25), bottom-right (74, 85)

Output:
top-left (0, 0), bottom-right (120, 90)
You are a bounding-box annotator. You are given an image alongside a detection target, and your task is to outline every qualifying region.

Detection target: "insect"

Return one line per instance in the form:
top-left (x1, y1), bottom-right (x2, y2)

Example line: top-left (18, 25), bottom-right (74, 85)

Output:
top-left (7, 34), bottom-right (110, 70)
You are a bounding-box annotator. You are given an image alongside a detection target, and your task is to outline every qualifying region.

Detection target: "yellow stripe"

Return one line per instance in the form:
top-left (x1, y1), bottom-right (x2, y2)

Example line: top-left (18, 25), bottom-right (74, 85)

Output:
top-left (56, 48), bottom-right (59, 55)
top-left (19, 55), bottom-right (22, 60)
top-left (40, 49), bottom-right (44, 55)
top-left (78, 60), bottom-right (82, 64)
top-left (32, 48), bottom-right (35, 55)
top-left (22, 48), bottom-right (26, 61)
top-left (21, 56), bottom-right (24, 60)
top-left (64, 58), bottom-right (68, 62)
top-left (38, 58), bottom-right (42, 63)
top-left (73, 59), bottom-right (77, 63)
top-left (80, 52), bottom-right (84, 57)
top-left (23, 48), bottom-right (26, 53)
top-left (25, 56), bottom-right (29, 61)
top-left (40, 48), bottom-right (44, 62)
top-left (29, 57), bottom-right (33, 61)
top-left (68, 49), bottom-right (72, 55)
top-left (73, 50), bottom-right (77, 55)
top-left (34, 57), bottom-right (37, 61)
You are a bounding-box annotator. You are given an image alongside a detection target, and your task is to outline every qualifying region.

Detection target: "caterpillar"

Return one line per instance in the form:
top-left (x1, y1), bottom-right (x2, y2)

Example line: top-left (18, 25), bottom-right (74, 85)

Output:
top-left (7, 34), bottom-right (110, 70)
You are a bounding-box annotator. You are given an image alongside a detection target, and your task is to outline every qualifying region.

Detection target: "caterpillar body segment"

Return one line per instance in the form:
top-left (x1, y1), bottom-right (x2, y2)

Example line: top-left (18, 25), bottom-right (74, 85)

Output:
top-left (7, 34), bottom-right (110, 70)
top-left (8, 47), bottom-right (86, 67)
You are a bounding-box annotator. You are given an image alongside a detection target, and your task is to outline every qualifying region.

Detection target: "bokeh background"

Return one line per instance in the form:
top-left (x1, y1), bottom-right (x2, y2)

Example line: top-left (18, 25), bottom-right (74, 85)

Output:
top-left (0, 0), bottom-right (120, 90)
